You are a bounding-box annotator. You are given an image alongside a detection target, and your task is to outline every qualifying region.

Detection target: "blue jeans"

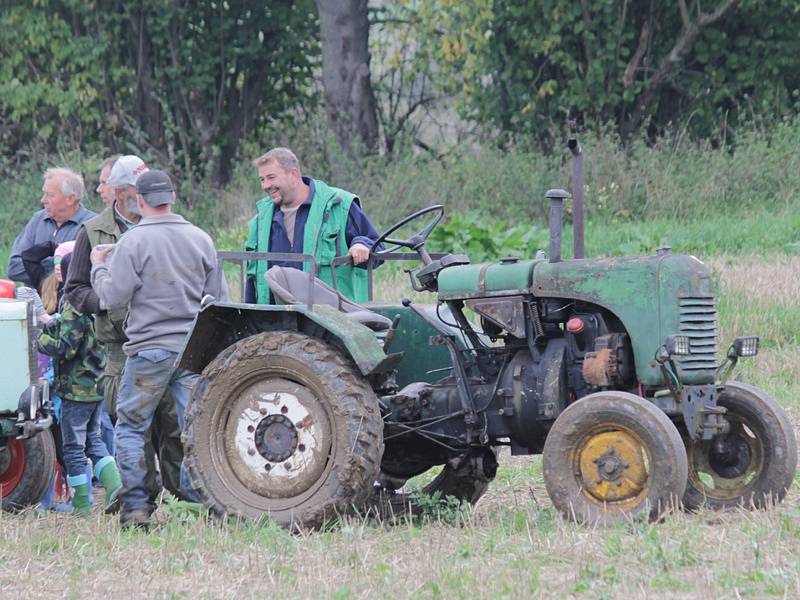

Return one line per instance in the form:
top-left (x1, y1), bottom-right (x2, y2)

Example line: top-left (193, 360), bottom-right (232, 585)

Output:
top-left (115, 349), bottom-right (199, 512)
top-left (60, 399), bottom-right (111, 478)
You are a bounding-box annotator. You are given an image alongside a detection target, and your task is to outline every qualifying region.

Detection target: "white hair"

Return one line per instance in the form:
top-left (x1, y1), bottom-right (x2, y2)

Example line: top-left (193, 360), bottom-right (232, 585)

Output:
top-left (44, 167), bottom-right (85, 200)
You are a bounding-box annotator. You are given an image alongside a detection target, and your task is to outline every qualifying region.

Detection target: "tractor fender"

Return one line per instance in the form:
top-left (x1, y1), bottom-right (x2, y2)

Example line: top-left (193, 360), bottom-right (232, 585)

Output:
top-left (177, 302), bottom-right (402, 377)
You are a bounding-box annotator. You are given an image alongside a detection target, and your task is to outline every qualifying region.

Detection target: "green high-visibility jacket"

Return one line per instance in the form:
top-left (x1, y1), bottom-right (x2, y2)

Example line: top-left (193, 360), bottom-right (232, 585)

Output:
top-left (245, 179), bottom-right (369, 304)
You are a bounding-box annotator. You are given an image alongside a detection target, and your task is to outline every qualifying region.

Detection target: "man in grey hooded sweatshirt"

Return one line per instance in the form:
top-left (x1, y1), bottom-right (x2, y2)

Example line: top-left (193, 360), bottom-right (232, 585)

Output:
top-left (91, 169), bottom-right (227, 529)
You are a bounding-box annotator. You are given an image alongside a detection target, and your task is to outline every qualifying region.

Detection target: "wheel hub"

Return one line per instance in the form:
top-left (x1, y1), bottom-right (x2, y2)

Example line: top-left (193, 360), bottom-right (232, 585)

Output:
top-left (224, 378), bottom-right (332, 500)
top-left (255, 415), bottom-right (299, 463)
top-left (596, 453), bottom-right (624, 480)
top-left (577, 430), bottom-right (649, 505)
top-left (688, 418), bottom-right (763, 499)
top-left (708, 433), bottom-right (752, 478)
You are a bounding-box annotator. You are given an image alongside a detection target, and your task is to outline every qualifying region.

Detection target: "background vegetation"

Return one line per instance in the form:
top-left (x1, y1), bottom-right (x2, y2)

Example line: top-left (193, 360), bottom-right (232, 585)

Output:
top-left (2, 1), bottom-right (799, 264)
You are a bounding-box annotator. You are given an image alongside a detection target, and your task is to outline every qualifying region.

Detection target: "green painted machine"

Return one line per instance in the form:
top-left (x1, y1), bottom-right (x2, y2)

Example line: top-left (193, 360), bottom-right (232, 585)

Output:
top-left (0, 292), bottom-right (56, 510)
top-left (179, 147), bottom-right (796, 528)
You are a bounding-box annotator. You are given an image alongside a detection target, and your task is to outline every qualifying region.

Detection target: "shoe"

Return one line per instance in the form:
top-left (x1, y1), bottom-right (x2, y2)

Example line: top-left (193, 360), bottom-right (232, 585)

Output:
top-left (95, 456), bottom-right (123, 514)
top-left (66, 474), bottom-right (91, 516)
top-left (119, 508), bottom-right (152, 530)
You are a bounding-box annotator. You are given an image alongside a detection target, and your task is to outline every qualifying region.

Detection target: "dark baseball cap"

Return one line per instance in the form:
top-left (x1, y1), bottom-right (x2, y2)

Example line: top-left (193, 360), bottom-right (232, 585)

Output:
top-left (136, 169), bottom-right (175, 206)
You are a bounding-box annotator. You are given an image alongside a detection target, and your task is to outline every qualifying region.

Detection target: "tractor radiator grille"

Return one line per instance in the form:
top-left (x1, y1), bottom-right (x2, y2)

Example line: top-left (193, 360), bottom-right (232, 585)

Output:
top-left (677, 296), bottom-right (718, 371)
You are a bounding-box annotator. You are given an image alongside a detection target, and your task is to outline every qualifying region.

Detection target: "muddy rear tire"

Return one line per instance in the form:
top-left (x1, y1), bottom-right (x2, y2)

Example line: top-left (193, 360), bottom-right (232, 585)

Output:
top-left (0, 430), bottom-right (56, 511)
top-left (683, 381), bottom-right (797, 510)
top-left (184, 331), bottom-right (383, 530)
top-left (543, 391), bottom-right (687, 525)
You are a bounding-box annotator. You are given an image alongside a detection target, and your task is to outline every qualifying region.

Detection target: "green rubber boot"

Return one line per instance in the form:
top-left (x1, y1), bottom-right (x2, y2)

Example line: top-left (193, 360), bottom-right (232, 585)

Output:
top-left (95, 456), bottom-right (123, 514)
top-left (67, 474), bottom-right (91, 516)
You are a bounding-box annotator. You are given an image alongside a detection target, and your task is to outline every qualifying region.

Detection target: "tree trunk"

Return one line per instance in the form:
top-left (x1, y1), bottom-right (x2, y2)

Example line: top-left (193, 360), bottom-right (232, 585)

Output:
top-left (128, 7), bottom-right (163, 150)
top-left (316, 0), bottom-right (379, 159)
top-left (621, 0), bottom-right (740, 140)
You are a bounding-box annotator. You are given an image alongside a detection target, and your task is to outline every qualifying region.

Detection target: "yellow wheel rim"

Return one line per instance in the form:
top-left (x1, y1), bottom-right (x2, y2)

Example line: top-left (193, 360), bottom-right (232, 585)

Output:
top-left (575, 428), bottom-right (650, 509)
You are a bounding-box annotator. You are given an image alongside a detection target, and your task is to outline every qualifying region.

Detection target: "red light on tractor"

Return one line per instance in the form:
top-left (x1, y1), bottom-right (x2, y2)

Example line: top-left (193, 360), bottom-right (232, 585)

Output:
top-left (0, 279), bottom-right (14, 299)
top-left (566, 317), bottom-right (585, 334)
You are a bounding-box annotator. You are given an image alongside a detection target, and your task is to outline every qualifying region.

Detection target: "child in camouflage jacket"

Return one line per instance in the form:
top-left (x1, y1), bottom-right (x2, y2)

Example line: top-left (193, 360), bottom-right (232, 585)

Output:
top-left (36, 243), bottom-right (122, 515)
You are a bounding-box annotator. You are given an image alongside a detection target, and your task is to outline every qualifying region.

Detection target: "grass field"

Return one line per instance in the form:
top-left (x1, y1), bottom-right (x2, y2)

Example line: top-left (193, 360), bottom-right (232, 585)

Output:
top-left (2, 254), bottom-right (799, 599)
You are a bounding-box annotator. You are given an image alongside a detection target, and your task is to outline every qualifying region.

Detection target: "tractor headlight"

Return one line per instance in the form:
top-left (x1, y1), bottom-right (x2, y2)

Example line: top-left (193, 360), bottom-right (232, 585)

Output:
top-left (655, 335), bottom-right (691, 363)
top-left (665, 335), bottom-right (691, 356)
top-left (732, 336), bottom-right (759, 358)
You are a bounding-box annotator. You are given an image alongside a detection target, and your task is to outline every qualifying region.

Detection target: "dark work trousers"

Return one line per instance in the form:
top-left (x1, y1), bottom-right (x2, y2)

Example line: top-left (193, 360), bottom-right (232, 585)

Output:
top-left (104, 342), bottom-right (184, 501)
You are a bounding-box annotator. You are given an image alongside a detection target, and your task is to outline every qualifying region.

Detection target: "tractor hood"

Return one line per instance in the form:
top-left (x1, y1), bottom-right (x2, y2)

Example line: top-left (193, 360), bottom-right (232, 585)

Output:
top-left (532, 252), bottom-right (717, 385)
top-left (437, 252), bottom-right (716, 386)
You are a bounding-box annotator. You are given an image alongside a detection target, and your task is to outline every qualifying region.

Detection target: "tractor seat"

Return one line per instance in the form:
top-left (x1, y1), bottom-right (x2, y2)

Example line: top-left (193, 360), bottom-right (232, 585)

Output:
top-left (265, 266), bottom-right (392, 332)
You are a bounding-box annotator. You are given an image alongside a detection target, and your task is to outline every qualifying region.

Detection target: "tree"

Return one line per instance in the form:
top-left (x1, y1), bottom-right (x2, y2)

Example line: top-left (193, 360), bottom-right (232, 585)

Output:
top-left (369, 1), bottom-right (444, 156)
top-left (411, 0), bottom-right (800, 145)
top-left (0, 1), bottom-right (319, 191)
top-left (316, 0), bottom-right (380, 158)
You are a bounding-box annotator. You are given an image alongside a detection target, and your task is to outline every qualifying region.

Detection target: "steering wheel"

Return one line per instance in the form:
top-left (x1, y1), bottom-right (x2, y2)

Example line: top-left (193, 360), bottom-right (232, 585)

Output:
top-left (373, 205), bottom-right (444, 266)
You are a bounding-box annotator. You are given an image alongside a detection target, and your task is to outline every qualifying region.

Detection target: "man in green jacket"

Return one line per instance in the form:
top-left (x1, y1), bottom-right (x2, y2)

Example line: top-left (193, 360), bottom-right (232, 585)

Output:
top-left (244, 147), bottom-right (383, 304)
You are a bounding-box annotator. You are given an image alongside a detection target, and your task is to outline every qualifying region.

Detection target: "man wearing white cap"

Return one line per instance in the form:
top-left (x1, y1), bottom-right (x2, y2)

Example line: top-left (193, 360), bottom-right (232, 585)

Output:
top-left (66, 156), bottom-right (184, 506)
top-left (90, 169), bottom-right (227, 528)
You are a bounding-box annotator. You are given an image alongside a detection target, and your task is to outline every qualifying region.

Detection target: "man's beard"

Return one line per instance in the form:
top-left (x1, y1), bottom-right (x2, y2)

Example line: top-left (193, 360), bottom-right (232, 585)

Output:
top-left (124, 193), bottom-right (142, 216)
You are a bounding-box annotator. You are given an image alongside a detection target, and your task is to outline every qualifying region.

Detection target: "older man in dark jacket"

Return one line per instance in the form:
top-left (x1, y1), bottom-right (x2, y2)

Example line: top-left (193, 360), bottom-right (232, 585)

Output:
top-left (8, 167), bottom-right (95, 287)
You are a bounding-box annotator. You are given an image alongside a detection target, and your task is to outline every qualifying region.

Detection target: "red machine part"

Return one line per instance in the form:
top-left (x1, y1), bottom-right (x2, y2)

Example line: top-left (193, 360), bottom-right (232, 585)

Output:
top-left (0, 279), bottom-right (14, 299)
top-left (566, 317), bottom-right (585, 334)
top-left (0, 438), bottom-right (25, 495)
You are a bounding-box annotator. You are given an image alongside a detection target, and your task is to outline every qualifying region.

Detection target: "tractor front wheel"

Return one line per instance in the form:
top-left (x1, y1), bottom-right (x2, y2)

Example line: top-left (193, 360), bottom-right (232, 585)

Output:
top-left (683, 382), bottom-right (796, 510)
top-left (542, 391), bottom-right (687, 524)
top-left (184, 331), bottom-right (384, 530)
top-left (0, 429), bottom-right (56, 511)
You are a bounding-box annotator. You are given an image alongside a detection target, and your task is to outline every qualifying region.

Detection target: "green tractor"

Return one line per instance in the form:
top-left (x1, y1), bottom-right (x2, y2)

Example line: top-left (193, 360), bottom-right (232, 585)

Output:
top-left (178, 153), bottom-right (796, 528)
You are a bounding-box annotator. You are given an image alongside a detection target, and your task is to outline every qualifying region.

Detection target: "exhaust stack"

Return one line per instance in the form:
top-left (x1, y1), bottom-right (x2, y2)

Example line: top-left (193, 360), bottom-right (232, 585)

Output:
top-left (545, 188), bottom-right (570, 263)
top-left (568, 138), bottom-right (585, 259)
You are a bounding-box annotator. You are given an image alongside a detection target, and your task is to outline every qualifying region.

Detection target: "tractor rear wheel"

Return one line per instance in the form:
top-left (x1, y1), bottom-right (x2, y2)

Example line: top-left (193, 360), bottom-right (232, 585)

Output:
top-left (184, 331), bottom-right (384, 530)
top-left (0, 429), bottom-right (56, 511)
top-left (683, 382), bottom-right (796, 510)
top-left (542, 391), bottom-right (687, 524)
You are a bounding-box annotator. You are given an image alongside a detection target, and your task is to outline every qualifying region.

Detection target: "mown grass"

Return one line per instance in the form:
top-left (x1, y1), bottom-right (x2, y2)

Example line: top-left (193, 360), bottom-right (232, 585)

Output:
top-left (1, 255), bottom-right (799, 598)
